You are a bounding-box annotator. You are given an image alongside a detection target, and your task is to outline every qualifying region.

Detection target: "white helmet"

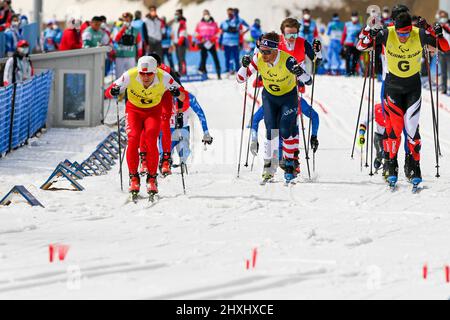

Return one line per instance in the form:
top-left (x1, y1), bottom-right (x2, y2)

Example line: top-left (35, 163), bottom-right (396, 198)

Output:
top-left (138, 56), bottom-right (157, 74)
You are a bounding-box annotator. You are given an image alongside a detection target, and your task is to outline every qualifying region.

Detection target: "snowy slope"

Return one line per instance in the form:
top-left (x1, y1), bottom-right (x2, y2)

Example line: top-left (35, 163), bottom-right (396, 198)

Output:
top-left (0, 76), bottom-right (450, 299)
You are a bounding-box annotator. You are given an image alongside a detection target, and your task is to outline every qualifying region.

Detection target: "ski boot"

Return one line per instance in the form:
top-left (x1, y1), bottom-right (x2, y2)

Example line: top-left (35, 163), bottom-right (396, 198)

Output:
top-left (139, 152), bottom-right (148, 176)
top-left (284, 159), bottom-right (296, 185)
top-left (261, 160), bottom-right (275, 185)
top-left (146, 174), bottom-right (159, 202)
top-left (293, 151), bottom-right (301, 178)
top-left (129, 173), bottom-right (141, 203)
top-left (409, 159), bottom-right (422, 193)
top-left (385, 158), bottom-right (399, 190)
top-left (404, 153), bottom-right (414, 181)
top-left (159, 152), bottom-right (172, 177)
top-left (374, 157), bottom-right (383, 173)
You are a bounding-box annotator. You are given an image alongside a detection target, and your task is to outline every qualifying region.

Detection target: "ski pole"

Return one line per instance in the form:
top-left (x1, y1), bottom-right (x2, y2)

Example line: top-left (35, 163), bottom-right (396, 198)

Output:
top-left (369, 46), bottom-right (376, 176)
top-left (365, 50), bottom-right (373, 168)
top-left (306, 58), bottom-right (317, 156)
top-left (299, 96), bottom-right (312, 180)
top-left (245, 73), bottom-right (260, 167)
top-left (425, 47), bottom-right (441, 178)
top-left (180, 162), bottom-right (187, 195)
top-left (237, 78), bottom-right (249, 178)
top-left (351, 53), bottom-right (370, 159)
top-left (435, 37), bottom-right (442, 157)
top-left (116, 98), bottom-right (124, 191)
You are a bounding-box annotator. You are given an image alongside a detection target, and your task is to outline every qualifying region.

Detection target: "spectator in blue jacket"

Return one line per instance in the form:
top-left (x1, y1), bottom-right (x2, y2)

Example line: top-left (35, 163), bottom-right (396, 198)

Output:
top-left (42, 19), bottom-right (63, 52)
top-left (220, 8), bottom-right (246, 75)
top-left (326, 13), bottom-right (345, 75)
top-left (4, 14), bottom-right (25, 56)
top-left (245, 18), bottom-right (262, 53)
top-left (341, 12), bottom-right (362, 76)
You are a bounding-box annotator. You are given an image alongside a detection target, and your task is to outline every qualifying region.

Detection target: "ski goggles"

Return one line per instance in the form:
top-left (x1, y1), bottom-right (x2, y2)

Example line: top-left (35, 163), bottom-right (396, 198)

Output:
top-left (284, 33), bottom-right (298, 39)
top-left (139, 71), bottom-right (155, 76)
top-left (260, 48), bottom-right (277, 55)
top-left (396, 31), bottom-right (411, 38)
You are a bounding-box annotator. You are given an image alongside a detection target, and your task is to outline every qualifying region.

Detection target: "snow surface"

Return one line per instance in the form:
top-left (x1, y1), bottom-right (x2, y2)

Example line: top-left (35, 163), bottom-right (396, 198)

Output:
top-left (0, 75), bottom-right (450, 300)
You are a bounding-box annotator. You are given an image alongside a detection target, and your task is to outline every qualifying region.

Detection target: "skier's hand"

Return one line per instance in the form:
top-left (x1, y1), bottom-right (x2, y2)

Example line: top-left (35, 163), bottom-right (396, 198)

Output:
top-left (250, 139), bottom-right (259, 156)
top-left (369, 26), bottom-right (382, 38)
top-left (291, 64), bottom-right (305, 77)
top-left (358, 134), bottom-right (366, 147)
top-left (310, 135), bottom-right (319, 153)
top-left (169, 86), bottom-right (181, 98)
top-left (417, 17), bottom-right (430, 30)
top-left (312, 39), bottom-right (322, 53)
top-left (434, 23), bottom-right (444, 38)
top-left (110, 85), bottom-right (121, 97)
top-left (202, 133), bottom-right (213, 145)
top-left (175, 113), bottom-right (184, 129)
top-left (242, 55), bottom-right (251, 68)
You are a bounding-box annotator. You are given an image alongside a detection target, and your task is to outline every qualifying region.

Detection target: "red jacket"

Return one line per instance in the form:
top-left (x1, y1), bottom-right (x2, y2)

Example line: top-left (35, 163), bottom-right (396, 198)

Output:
top-left (59, 29), bottom-right (83, 51)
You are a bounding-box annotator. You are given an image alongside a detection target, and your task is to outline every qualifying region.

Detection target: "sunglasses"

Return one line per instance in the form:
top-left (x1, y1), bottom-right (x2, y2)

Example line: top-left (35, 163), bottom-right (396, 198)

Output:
top-left (260, 48), bottom-right (276, 55)
top-left (139, 72), bottom-right (155, 76)
top-left (396, 31), bottom-right (410, 38)
top-left (284, 33), bottom-right (298, 39)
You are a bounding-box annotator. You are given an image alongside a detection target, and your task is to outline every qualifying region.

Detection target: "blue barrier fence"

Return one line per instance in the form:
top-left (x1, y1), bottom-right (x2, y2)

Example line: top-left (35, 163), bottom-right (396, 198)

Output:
top-left (0, 70), bottom-right (53, 155)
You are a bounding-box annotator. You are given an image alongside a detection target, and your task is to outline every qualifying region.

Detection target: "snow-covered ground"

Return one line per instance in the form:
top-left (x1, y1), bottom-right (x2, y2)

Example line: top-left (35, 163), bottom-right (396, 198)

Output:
top-left (0, 75), bottom-right (450, 300)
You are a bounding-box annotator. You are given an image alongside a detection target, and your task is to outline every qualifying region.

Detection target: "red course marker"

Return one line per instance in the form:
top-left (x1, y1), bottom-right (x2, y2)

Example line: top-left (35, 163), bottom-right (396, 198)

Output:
top-left (252, 248), bottom-right (258, 269)
top-left (445, 266), bottom-right (449, 283)
top-left (423, 264), bottom-right (428, 280)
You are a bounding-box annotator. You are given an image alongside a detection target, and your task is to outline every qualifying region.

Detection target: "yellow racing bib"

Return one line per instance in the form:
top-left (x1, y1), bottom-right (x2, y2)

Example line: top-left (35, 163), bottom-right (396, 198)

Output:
top-left (127, 68), bottom-right (166, 109)
top-left (257, 51), bottom-right (297, 96)
top-left (385, 26), bottom-right (423, 78)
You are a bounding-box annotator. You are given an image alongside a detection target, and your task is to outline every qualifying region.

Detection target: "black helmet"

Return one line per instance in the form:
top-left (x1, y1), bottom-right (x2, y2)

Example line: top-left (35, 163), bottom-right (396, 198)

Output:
top-left (392, 4), bottom-right (410, 21)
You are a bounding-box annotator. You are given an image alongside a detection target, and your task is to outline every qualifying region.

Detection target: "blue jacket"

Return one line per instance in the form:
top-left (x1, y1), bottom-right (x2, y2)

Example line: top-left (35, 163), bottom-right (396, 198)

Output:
top-left (248, 24), bottom-right (263, 49)
top-left (42, 27), bottom-right (62, 52)
top-left (5, 27), bottom-right (24, 55)
top-left (327, 18), bottom-right (345, 42)
top-left (299, 19), bottom-right (317, 44)
top-left (343, 21), bottom-right (362, 46)
top-left (220, 18), bottom-right (243, 47)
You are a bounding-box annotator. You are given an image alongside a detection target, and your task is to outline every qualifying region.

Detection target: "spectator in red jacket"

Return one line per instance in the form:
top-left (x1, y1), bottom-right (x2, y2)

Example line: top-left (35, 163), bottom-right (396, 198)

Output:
top-left (171, 9), bottom-right (188, 75)
top-left (0, 0), bottom-right (14, 32)
top-left (195, 10), bottom-right (221, 78)
top-left (59, 18), bottom-right (83, 51)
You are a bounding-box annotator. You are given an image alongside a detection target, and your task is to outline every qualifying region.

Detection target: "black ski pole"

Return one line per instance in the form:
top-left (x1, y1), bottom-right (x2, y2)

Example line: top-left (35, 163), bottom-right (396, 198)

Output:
top-left (245, 73), bottom-right (260, 167)
top-left (351, 54), bottom-right (370, 159)
top-left (299, 97), bottom-right (312, 180)
top-left (116, 98), bottom-right (124, 191)
top-left (425, 47), bottom-right (440, 178)
top-left (237, 78), bottom-right (249, 178)
top-left (365, 51), bottom-right (373, 168)
top-left (306, 59), bottom-right (317, 156)
top-left (180, 162), bottom-right (187, 195)
top-left (435, 38), bottom-right (442, 157)
top-left (369, 47), bottom-right (376, 176)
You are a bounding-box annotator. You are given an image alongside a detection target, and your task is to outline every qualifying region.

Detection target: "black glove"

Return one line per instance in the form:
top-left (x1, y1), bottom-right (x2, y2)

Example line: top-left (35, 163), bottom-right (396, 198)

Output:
top-left (340, 46), bottom-right (347, 58)
top-left (202, 133), bottom-right (213, 145)
top-left (312, 39), bottom-right (322, 53)
top-left (417, 17), bottom-right (430, 30)
top-left (110, 85), bottom-right (121, 97)
top-left (369, 27), bottom-right (382, 38)
top-left (175, 112), bottom-right (184, 129)
top-left (242, 55), bottom-right (251, 68)
top-left (434, 23), bottom-right (444, 38)
top-left (169, 86), bottom-right (181, 98)
top-left (291, 64), bottom-right (305, 77)
top-left (311, 136), bottom-right (319, 153)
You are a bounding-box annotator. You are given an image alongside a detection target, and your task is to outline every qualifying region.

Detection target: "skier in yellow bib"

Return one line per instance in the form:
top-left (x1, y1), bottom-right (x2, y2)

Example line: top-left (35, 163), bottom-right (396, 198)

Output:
top-left (358, 12), bottom-right (449, 188)
top-left (237, 32), bottom-right (312, 183)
